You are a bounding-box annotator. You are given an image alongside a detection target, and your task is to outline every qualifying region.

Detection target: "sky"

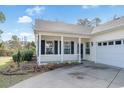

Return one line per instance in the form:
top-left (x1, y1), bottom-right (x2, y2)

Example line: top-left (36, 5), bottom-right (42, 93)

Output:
top-left (1, 5), bottom-right (124, 41)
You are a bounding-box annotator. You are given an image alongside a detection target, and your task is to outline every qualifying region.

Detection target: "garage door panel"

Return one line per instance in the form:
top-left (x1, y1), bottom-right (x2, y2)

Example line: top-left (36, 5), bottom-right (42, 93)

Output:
top-left (96, 44), bottom-right (124, 68)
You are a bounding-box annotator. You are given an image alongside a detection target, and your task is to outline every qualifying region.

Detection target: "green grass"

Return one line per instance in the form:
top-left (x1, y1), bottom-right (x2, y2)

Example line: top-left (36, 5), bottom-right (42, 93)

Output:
top-left (0, 57), bottom-right (39, 88)
top-left (0, 57), bottom-right (12, 70)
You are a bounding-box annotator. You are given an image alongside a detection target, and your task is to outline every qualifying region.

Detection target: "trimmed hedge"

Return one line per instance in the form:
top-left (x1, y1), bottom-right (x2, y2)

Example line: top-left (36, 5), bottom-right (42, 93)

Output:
top-left (12, 49), bottom-right (33, 62)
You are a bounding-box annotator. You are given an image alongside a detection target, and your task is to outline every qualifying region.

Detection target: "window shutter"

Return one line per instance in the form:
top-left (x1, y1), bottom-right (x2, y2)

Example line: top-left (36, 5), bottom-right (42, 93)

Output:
top-left (59, 41), bottom-right (61, 54)
top-left (77, 44), bottom-right (79, 54)
top-left (54, 41), bottom-right (58, 54)
top-left (71, 41), bottom-right (74, 54)
top-left (41, 40), bottom-right (45, 54)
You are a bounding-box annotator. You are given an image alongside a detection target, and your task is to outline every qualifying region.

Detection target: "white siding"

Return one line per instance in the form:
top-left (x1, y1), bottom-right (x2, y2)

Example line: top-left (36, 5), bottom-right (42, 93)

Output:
top-left (41, 55), bottom-right (61, 62)
top-left (91, 29), bottom-right (124, 42)
top-left (63, 54), bottom-right (79, 61)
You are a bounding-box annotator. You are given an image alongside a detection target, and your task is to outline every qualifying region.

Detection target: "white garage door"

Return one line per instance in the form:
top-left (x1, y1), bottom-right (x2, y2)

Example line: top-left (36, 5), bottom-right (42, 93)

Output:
top-left (96, 40), bottom-right (124, 68)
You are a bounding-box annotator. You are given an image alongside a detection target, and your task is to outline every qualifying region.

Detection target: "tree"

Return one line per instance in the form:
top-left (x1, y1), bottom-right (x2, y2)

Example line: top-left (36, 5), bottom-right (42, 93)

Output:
top-left (8, 35), bottom-right (22, 52)
top-left (24, 41), bottom-right (36, 54)
top-left (0, 11), bottom-right (5, 39)
top-left (77, 17), bottom-right (101, 27)
top-left (77, 18), bottom-right (91, 26)
top-left (0, 11), bottom-right (5, 23)
top-left (0, 11), bottom-right (5, 50)
top-left (0, 42), bottom-right (4, 50)
top-left (0, 30), bottom-right (3, 43)
top-left (91, 17), bottom-right (101, 27)
top-left (31, 41), bottom-right (36, 48)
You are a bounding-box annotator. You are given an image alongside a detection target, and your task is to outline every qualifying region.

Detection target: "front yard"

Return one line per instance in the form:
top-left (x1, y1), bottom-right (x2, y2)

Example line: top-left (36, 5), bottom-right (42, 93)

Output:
top-left (0, 57), bottom-right (39, 88)
top-left (0, 57), bottom-right (77, 88)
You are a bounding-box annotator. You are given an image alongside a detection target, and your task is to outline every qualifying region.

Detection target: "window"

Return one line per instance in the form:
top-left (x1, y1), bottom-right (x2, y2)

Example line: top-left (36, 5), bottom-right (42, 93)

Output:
top-left (46, 41), bottom-right (54, 54)
top-left (103, 42), bottom-right (107, 46)
top-left (108, 41), bottom-right (114, 45)
top-left (91, 42), bottom-right (93, 46)
top-left (115, 40), bottom-right (121, 45)
top-left (85, 42), bottom-right (90, 54)
top-left (64, 42), bottom-right (71, 54)
top-left (98, 42), bottom-right (102, 46)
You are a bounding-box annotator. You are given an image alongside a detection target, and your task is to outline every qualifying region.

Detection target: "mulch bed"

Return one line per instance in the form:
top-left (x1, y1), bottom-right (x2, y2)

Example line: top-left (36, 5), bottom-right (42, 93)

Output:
top-left (0, 58), bottom-right (80, 76)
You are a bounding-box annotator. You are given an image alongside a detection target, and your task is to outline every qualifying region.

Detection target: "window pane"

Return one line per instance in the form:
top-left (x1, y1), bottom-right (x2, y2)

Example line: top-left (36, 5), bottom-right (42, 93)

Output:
top-left (103, 42), bottom-right (107, 46)
top-left (64, 42), bottom-right (71, 54)
top-left (108, 41), bottom-right (113, 45)
top-left (46, 41), bottom-right (54, 54)
top-left (98, 42), bottom-right (101, 46)
top-left (85, 42), bottom-right (90, 55)
top-left (115, 40), bottom-right (121, 45)
top-left (86, 42), bottom-right (90, 47)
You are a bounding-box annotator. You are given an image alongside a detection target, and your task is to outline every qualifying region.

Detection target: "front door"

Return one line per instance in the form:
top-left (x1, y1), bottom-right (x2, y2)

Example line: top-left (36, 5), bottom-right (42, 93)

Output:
top-left (81, 43), bottom-right (83, 60)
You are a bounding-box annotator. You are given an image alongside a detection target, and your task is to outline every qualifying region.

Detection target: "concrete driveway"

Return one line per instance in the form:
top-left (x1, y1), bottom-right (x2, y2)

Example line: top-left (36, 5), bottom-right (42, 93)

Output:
top-left (11, 62), bottom-right (124, 88)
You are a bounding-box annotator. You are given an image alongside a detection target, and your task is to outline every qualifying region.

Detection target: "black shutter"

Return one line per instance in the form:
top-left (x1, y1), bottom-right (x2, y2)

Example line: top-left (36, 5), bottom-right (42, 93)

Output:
top-left (71, 41), bottom-right (74, 54)
top-left (54, 41), bottom-right (58, 54)
top-left (59, 41), bottom-right (61, 54)
top-left (41, 40), bottom-right (45, 54)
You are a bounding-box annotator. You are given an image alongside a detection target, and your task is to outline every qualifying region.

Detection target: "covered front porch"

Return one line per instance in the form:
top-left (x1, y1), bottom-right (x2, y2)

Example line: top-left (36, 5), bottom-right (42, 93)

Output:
top-left (35, 33), bottom-right (91, 65)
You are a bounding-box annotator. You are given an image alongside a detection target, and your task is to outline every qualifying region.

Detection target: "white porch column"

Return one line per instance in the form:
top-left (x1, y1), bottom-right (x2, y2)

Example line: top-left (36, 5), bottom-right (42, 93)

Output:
top-left (61, 35), bottom-right (64, 62)
top-left (78, 37), bottom-right (81, 63)
top-left (39, 35), bottom-right (41, 65)
top-left (94, 42), bottom-right (97, 63)
top-left (35, 34), bottom-right (38, 61)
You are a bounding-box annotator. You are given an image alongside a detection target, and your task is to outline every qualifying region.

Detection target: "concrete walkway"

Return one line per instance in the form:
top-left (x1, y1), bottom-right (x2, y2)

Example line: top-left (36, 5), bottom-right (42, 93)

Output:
top-left (11, 62), bottom-right (124, 88)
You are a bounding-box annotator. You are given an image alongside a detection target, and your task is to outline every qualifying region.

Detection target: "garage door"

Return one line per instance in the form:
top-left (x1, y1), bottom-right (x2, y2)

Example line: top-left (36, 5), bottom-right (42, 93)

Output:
top-left (96, 40), bottom-right (124, 68)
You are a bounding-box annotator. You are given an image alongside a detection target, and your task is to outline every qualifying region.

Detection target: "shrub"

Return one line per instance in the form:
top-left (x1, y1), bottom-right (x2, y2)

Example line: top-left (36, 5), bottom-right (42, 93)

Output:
top-left (12, 49), bottom-right (34, 62)
top-left (12, 50), bottom-right (21, 67)
top-left (22, 49), bottom-right (33, 61)
top-left (12, 53), bottom-right (18, 62)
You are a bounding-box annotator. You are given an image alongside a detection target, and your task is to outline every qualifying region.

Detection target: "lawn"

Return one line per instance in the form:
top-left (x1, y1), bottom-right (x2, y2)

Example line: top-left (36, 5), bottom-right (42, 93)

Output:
top-left (0, 57), bottom-right (76, 88)
top-left (0, 57), bottom-right (39, 88)
top-left (0, 57), bottom-right (12, 70)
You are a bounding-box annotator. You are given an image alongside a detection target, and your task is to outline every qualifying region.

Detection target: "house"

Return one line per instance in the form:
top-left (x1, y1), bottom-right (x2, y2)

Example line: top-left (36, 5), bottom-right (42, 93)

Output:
top-left (34, 16), bottom-right (124, 68)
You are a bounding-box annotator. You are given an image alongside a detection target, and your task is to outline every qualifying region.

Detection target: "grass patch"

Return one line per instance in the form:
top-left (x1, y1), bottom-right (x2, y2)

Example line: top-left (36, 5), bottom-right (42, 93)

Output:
top-left (0, 57), bottom-right (12, 70)
top-left (0, 57), bottom-right (39, 88)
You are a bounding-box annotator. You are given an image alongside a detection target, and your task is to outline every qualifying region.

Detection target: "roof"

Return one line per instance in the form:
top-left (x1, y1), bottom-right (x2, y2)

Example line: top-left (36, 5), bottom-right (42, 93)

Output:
top-left (34, 16), bottom-right (124, 35)
top-left (92, 16), bottom-right (124, 34)
top-left (34, 19), bottom-right (93, 35)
